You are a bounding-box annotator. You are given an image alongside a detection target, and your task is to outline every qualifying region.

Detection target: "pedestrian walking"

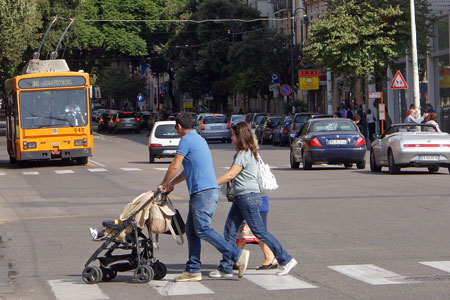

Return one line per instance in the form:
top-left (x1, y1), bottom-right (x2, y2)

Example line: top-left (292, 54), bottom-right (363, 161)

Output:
top-left (211, 122), bottom-right (297, 278)
top-left (366, 109), bottom-right (377, 142)
top-left (425, 112), bottom-right (441, 132)
top-left (158, 112), bottom-right (250, 282)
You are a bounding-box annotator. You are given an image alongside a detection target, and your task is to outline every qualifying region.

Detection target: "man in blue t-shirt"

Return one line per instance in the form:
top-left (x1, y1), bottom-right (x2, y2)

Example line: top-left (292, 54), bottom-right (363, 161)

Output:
top-left (159, 112), bottom-right (249, 282)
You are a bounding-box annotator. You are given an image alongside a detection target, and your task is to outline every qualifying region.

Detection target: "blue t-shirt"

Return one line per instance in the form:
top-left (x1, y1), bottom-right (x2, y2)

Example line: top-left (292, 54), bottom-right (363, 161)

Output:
top-left (177, 130), bottom-right (218, 195)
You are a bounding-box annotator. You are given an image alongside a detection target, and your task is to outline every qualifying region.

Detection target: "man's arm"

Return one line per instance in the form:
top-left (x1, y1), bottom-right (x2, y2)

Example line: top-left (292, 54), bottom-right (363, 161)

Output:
top-left (159, 153), bottom-right (185, 191)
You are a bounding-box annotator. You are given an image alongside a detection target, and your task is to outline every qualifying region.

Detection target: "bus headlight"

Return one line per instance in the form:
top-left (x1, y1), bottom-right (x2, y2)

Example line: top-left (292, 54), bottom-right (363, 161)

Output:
top-left (74, 139), bottom-right (83, 146)
top-left (83, 138), bottom-right (88, 147)
top-left (23, 141), bottom-right (36, 149)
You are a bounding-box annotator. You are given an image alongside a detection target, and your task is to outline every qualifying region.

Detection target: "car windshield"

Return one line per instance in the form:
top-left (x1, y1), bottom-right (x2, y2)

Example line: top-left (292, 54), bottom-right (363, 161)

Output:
top-left (310, 120), bottom-right (357, 132)
top-left (254, 114), bottom-right (266, 124)
top-left (119, 112), bottom-right (136, 118)
top-left (270, 117), bottom-right (282, 126)
top-left (294, 115), bottom-right (311, 124)
top-left (204, 116), bottom-right (227, 124)
top-left (155, 124), bottom-right (179, 138)
top-left (392, 124), bottom-right (438, 133)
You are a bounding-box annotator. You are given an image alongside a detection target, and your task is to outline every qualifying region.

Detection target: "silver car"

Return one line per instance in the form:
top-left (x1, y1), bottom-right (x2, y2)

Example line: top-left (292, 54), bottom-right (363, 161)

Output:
top-left (370, 124), bottom-right (450, 174)
top-left (199, 114), bottom-right (231, 142)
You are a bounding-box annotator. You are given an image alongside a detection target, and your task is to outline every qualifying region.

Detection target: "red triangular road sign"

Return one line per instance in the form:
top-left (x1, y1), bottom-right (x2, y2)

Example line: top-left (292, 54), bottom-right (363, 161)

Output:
top-left (390, 70), bottom-right (408, 89)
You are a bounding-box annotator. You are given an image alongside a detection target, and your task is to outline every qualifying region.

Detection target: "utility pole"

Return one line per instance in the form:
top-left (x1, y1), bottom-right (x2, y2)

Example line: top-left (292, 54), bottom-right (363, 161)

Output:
top-left (410, 0), bottom-right (421, 118)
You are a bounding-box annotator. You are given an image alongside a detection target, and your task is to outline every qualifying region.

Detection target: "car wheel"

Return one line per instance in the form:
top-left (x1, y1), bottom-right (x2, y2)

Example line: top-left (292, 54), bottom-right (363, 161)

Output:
top-left (149, 151), bottom-right (155, 164)
top-left (76, 157), bottom-right (88, 165)
top-left (356, 160), bottom-right (366, 169)
top-left (388, 150), bottom-right (400, 174)
top-left (428, 166), bottom-right (439, 173)
top-left (370, 149), bottom-right (382, 172)
top-left (290, 151), bottom-right (299, 169)
top-left (344, 163), bottom-right (353, 168)
top-left (302, 152), bottom-right (312, 170)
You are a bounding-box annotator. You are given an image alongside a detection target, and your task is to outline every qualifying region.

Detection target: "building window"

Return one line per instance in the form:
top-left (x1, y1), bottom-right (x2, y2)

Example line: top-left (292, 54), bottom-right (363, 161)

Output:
top-left (434, 16), bottom-right (449, 51)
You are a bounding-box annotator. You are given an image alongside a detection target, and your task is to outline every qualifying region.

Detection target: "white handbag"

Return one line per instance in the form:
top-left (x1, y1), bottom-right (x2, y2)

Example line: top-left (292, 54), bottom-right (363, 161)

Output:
top-left (257, 155), bottom-right (278, 193)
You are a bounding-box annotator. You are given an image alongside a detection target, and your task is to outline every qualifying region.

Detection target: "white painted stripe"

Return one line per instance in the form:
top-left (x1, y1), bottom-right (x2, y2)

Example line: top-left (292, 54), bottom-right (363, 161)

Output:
top-left (328, 264), bottom-right (407, 285)
top-left (120, 168), bottom-right (142, 171)
top-left (88, 168), bottom-right (108, 173)
top-left (221, 167), bottom-right (229, 169)
top-left (22, 172), bottom-right (39, 175)
top-left (154, 167), bottom-right (168, 171)
top-left (55, 170), bottom-right (74, 174)
top-left (420, 261), bottom-right (450, 273)
top-left (149, 274), bottom-right (213, 296)
top-left (0, 173), bottom-right (5, 176)
top-left (48, 279), bottom-right (109, 300)
top-left (245, 272), bottom-right (317, 290)
top-left (89, 159), bottom-right (107, 167)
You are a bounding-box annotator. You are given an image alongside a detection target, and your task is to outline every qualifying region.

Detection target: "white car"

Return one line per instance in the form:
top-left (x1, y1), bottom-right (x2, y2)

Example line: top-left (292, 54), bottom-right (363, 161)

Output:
top-left (148, 121), bottom-right (180, 163)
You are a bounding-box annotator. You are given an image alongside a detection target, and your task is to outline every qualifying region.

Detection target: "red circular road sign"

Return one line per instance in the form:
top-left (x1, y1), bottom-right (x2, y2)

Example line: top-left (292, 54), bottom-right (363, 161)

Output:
top-left (280, 84), bottom-right (292, 96)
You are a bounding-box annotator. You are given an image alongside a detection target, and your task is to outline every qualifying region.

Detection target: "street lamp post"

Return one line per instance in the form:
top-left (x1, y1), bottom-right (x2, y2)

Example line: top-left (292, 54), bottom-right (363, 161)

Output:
top-left (290, 6), bottom-right (307, 114)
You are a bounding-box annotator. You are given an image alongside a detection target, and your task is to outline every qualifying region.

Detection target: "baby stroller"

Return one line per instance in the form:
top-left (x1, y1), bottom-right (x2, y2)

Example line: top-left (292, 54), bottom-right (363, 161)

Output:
top-left (82, 189), bottom-right (183, 284)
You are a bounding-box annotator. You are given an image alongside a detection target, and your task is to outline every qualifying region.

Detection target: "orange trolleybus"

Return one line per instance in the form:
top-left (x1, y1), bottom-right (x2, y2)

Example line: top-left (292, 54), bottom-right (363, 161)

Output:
top-left (4, 59), bottom-right (93, 165)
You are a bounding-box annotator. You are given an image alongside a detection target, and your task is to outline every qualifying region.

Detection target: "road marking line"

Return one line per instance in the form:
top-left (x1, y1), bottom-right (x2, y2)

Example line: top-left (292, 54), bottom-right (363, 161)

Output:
top-left (55, 170), bottom-right (74, 174)
top-left (221, 167), bottom-right (229, 169)
top-left (22, 172), bottom-right (39, 175)
top-left (328, 264), bottom-right (408, 285)
top-left (154, 167), bottom-right (168, 171)
top-left (120, 168), bottom-right (142, 171)
top-left (149, 274), bottom-right (213, 296)
top-left (48, 279), bottom-right (109, 300)
top-left (0, 172), bottom-right (5, 176)
top-left (244, 273), bottom-right (317, 290)
top-left (88, 168), bottom-right (108, 172)
top-left (420, 261), bottom-right (450, 273)
top-left (89, 159), bottom-right (107, 167)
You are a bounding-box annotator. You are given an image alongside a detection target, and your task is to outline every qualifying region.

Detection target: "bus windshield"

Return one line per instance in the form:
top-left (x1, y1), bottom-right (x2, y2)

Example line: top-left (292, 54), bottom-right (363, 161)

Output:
top-left (19, 89), bottom-right (88, 129)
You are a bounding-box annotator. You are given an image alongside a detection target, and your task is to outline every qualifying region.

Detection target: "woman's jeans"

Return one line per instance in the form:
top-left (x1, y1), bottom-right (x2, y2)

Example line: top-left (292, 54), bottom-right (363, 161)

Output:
top-left (185, 188), bottom-right (242, 273)
top-left (218, 192), bottom-right (293, 274)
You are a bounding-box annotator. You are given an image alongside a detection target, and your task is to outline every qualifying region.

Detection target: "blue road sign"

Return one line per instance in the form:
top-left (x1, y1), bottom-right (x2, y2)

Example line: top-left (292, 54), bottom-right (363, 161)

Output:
top-left (280, 84), bottom-right (292, 96)
top-left (271, 73), bottom-right (280, 84)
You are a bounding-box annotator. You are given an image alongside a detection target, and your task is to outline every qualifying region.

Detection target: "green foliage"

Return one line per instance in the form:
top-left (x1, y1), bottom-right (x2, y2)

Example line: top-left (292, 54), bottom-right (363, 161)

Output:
top-left (303, 0), bottom-right (434, 85)
top-left (0, 0), bottom-right (42, 79)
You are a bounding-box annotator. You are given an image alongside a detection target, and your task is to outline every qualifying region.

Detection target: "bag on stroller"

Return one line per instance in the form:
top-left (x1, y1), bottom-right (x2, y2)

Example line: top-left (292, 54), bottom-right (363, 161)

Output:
top-left (82, 189), bottom-right (184, 284)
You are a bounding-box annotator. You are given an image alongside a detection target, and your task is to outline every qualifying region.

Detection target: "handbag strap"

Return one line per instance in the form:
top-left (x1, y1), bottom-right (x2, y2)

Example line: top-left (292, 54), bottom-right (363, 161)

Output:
top-left (167, 215), bottom-right (184, 245)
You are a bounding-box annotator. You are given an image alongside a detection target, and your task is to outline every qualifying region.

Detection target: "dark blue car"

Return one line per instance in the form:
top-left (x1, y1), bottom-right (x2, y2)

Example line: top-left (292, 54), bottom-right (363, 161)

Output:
top-left (290, 118), bottom-right (366, 170)
top-left (272, 116), bottom-right (293, 146)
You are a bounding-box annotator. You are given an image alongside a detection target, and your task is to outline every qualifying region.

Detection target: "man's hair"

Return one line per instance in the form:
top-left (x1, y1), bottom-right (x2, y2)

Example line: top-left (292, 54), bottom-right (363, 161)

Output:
top-left (175, 112), bottom-right (194, 129)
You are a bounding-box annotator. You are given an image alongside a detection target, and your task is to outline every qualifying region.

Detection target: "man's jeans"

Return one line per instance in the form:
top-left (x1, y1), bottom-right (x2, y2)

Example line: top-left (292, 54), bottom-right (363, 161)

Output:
top-left (218, 192), bottom-right (293, 274)
top-left (185, 188), bottom-right (242, 273)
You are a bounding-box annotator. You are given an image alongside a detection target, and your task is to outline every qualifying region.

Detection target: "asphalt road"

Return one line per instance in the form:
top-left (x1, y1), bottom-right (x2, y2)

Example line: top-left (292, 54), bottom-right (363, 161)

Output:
top-left (1, 128), bottom-right (450, 300)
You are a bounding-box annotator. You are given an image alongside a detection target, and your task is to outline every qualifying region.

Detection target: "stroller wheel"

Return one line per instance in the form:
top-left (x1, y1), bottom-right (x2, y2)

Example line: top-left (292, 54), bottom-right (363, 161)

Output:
top-left (152, 261), bottom-right (167, 280)
top-left (82, 266), bottom-right (103, 284)
top-left (101, 267), bottom-right (117, 281)
top-left (134, 265), bottom-right (154, 283)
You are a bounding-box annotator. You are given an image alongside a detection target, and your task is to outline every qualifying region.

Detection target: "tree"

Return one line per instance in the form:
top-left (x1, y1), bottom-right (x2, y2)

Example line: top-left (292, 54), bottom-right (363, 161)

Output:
top-left (0, 0), bottom-right (41, 82)
top-left (303, 0), bottom-right (434, 88)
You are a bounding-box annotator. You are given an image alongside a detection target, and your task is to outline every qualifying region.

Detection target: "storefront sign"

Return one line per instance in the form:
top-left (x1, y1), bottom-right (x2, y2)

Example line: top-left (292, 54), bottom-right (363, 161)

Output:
top-left (299, 70), bottom-right (319, 90)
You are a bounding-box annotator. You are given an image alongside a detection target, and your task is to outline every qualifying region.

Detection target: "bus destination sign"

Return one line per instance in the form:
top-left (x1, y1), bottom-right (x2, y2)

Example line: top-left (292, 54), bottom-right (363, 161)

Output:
top-left (18, 76), bottom-right (86, 89)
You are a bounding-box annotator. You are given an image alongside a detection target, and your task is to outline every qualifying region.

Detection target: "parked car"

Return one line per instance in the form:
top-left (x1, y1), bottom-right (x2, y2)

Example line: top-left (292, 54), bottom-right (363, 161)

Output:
top-left (272, 116), bottom-right (293, 146)
top-left (248, 113), bottom-right (268, 132)
top-left (370, 123), bottom-right (450, 174)
top-left (290, 118), bottom-right (366, 170)
top-left (229, 114), bottom-right (246, 126)
top-left (108, 111), bottom-right (141, 133)
top-left (255, 115), bottom-right (282, 145)
top-left (148, 120), bottom-right (180, 163)
top-left (199, 114), bottom-right (231, 142)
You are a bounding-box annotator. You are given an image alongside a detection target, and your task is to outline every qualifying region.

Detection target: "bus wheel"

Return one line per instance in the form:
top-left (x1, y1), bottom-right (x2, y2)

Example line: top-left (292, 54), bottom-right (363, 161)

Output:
top-left (9, 156), bottom-right (16, 164)
top-left (76, 157), bottom-right (88, 165)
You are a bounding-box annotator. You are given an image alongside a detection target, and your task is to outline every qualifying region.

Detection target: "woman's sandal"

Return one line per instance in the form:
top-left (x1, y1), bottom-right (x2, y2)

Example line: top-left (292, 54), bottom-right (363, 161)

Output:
top-left (256, 259), bottom-right (278, 270)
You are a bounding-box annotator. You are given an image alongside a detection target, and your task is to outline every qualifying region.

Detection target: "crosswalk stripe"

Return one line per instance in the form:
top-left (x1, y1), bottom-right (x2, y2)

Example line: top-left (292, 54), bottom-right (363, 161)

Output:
top-left (0, 172), bottom-right (5, 176)
top-left (22, 172), bottom-right (39, 175)
top-left (328, 264), bottom-right (408, 285)
top-left (149, 274), bottom-right (214, 296)
top-left (244, 269), bottom-right (317, 290)
top-left (54, 170), bottom-right (74, 174)
top-left (48, 279), bottom-right (109, 300)
top-left (420, 261), bottom-right (450, 273)
top-left (120, 168), bottom-right (142, 171)
top-left (154, 167), bottom-right (168, 171)
top-left (88, 168), bottom-right (108, 172)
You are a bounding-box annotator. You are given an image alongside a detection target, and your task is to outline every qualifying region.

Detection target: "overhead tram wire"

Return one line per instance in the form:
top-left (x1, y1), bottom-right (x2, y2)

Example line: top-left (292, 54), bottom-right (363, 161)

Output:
top-left (79, 17), bottom-right (291, 24)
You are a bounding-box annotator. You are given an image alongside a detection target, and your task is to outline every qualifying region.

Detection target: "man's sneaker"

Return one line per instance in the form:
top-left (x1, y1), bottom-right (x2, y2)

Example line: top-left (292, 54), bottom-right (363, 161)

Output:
top-left (276, 258), bottom-right (297, 276)
top-left (174, 271), bottom-right (202, 282)
top-left (235, 249), bottom-right (250, 278)
top-left (208, 270), bottom-right (233, 278)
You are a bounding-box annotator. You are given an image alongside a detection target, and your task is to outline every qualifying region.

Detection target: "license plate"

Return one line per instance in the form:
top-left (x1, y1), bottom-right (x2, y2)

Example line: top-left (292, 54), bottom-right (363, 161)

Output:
top-left (125, 124), bottom-right (133, 127)
top-left (163, 150), bottom-right (176, 154)
top-left (418, 155), bottom-right (439, 160)
top-left (327, 139), bottom-right (348, 145)
top-left (211, 126), bottom-right (222, 130)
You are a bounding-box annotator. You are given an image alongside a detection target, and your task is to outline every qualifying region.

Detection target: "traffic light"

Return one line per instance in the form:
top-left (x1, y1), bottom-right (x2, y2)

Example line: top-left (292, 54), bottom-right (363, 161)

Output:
top-left (159, 93), bottom-right (164, 102)
top-left (153, 95), bottom-right (157, 105)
